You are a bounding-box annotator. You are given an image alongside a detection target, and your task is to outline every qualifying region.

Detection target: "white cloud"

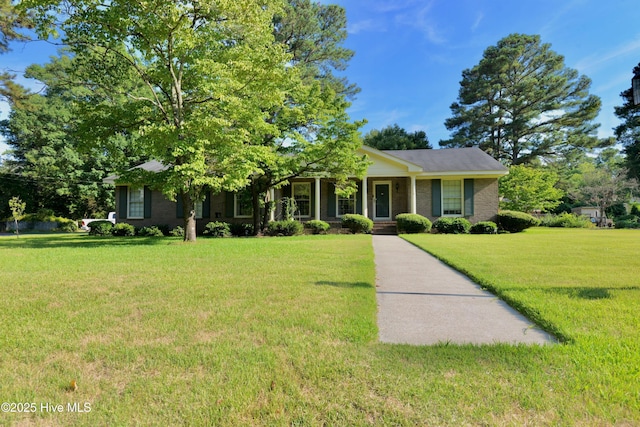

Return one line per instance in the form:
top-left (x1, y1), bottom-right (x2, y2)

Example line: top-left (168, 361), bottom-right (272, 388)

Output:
top-left (347, 19), bottom-right (382, 35)
top-left (574, 38), bottom-right (640, 74)
top-left (471, 12), bottom-right (483, 32)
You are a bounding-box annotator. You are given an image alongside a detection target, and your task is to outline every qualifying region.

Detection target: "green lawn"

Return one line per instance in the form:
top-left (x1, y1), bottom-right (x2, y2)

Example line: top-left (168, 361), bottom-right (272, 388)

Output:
top-left (0, 230), bottom-right (638, 425)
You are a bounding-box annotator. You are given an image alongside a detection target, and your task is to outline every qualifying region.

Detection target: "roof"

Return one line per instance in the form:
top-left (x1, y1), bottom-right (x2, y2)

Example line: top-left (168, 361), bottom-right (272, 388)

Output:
top-left (382, 147), bottom-right (508, 174)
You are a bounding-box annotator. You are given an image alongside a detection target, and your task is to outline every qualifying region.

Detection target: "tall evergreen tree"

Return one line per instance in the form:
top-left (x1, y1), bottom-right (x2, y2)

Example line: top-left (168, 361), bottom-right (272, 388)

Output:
top-left (441, 33), bottom-right (604, 165)
top-left (613, 63), bottom-right (640, 180)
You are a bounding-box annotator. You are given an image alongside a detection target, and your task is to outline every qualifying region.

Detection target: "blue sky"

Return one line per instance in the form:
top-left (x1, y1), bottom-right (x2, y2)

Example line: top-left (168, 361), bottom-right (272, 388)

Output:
top-left (2, 0), bottom-right (640, 154)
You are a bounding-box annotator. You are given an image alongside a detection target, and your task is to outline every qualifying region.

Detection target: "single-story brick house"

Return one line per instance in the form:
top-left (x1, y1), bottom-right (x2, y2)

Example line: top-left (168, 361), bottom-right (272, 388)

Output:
top-left (105, 145), bottom-right (508, 233)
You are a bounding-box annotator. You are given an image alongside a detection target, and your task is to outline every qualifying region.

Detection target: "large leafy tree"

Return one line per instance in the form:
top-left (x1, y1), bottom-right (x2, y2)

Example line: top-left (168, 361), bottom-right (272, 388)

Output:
top-left (242, 0), bottom-right (369, 233)
top-left (441, 33), bottom-right (604, 165)
top-left (613, 63), bottom-right (640, 180)
top-left (499, 165), bottom-right (564, 213)
top-left (363, 124), bottom-right (432, 150)
top-left (22, 0), bottom-right (295, 241)
top-left (0, 55), bottom-right (142, 218)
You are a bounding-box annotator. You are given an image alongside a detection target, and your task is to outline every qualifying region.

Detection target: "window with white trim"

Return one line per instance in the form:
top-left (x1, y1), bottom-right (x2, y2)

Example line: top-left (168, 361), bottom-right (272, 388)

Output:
top-left (128, 187), bottom-right (145, 219)
top-left (292, 182), bottom-right (311, 217)
top-left (337, 192), bottom-right (356, 216)
top-left (234, 190), bottom-right (252, 218)
top-left (442, 180), bottom-right (462, 216)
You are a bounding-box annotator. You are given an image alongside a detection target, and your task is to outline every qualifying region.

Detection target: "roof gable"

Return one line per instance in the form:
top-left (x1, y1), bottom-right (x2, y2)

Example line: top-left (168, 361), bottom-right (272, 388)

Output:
top-left (380, 147), bottom-right (508, 176)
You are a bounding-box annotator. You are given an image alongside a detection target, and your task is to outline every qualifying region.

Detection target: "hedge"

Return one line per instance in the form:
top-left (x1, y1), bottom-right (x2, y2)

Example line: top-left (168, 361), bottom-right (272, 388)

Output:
top-left (395, 213), bottom-right (432, 233)
top-left (433, 217), bottom-right (471, 234)
top-left (497, 210), bottom-right (540, 233)
top-left (266, 220), bottom-right (303, 236)
top-left (341, 214), bottom-right (373, 234)
top-left (304, 220), bottom-right (330, 235)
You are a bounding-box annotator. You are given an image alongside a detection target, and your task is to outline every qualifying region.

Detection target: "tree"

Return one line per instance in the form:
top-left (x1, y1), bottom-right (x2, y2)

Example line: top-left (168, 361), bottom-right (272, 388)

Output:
top-left (241, 0), bottom-right (369, 234)
top-left (575, 166), bottom-right (638, 226)
top-left (363, 124), bottom-right (432, 150)
top-left (0, 55), bottom-right (142, 218)
top-left (0, 0), bottom-right (32, 53)
top-left (613, 63), bottom-right (640, 180)
top-left (23, 0), bottom-right (296, 242)
top-left (499, 165), bottom-right (564, 213)
top-left (8, 196), bottom-right (25, 238)
top-left (441, 33), bottom-right (605, 165)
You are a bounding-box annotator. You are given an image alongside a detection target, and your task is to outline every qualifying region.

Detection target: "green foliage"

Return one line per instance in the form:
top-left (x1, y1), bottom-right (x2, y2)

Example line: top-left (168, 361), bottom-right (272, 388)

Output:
top-left (8, 196), bottom-right (25, 237)
top-left (138, 226), bottom-right (164, 237)
top-left (497, 210), bottom-right (540, 233)
top-left (499, 165), bottom-right (564, 212)
top-left (433, 217), bottom-right (471, 234)
top-left (341, 214), bottom-right (373, 234)
top-left (395, 213), bottom-right (432, 233)
top-left (470, 221), bottom-right (498, 234)
top-left (56, 218), bottom-right (78, 233)
top-left (441, 33), bottom-right (603, 165)
top-left (203, 222), bottom-right (231, 238)
top-left (230, 222), bottom-right (254, 237)
top-left (540, 213), bottom-right (595, 228)
top-left (614, 218), bottom-right (640, 229)
top-left (88, 220), bottom-right (114, 236)
top-left (304, 219), bottom-right (330, 234)
top-left (363, 124), bottom-right (432, 150)
top-left (169, 226), bottom-right (184, 238)
top-left (111, 222), bottom-right (136, 237)
top-left (614, 63), bottom-right (640, 181)
top-left (630, 204), bottom-right (640, 216)
top-left (266, 220), bottom-right (304, 236)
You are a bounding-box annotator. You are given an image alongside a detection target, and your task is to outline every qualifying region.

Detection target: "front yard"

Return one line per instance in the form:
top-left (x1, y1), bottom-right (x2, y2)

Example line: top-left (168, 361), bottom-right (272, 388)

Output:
top-left (0, 230), bottom-right (638, 425)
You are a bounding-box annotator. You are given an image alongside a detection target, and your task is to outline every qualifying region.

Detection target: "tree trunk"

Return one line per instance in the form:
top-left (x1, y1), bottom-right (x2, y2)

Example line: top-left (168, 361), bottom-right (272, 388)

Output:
top-left (251, 182), bottom-right (261, 235)
top-left (181, 192), bottom-right (197, 242)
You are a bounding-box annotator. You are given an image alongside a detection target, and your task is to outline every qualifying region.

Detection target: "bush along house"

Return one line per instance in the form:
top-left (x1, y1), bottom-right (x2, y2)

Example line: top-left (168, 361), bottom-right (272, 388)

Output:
top-left (104, 145), bottom-right (508, 234)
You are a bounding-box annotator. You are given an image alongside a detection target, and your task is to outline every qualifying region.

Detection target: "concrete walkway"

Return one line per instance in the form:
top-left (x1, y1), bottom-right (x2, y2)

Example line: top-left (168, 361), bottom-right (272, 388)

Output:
top-left (373, 235), bottom-right (556, 345)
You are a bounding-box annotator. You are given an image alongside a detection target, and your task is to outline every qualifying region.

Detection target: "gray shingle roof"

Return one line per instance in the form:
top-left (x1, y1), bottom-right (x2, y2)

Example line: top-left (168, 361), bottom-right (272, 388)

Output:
top-left (382, 147), bottom-right (507, 173)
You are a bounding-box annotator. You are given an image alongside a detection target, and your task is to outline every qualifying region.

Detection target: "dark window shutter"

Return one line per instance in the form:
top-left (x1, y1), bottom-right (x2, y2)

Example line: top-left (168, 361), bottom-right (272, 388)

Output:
top-left (310, 181), bottom-right (315, 216)
top-left (356, 181), bottom-right (363, 215)
top-left (327, 183), bottom-right (336, 217)
top-left (118, 186), bottom-right (128, 220)
top-left (464, 179), bottom-right (474, 216)
top-left (225, 191), bottom-right (234, 218)
top-left (283, 184), bottom-right (291, 198)
top-left (176, 195), bottom-right (184, 219)
top-left (432, 179), bottom-right (441, 217)
top-left (144, 187), bottom-right (152, 218)
top-left (202, 191), bottom-right (211, 218)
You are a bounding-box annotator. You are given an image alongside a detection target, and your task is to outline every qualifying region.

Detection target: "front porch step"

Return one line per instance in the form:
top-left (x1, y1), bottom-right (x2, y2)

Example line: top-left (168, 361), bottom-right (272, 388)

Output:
top-left (372, 222), bottom-right (397, 235)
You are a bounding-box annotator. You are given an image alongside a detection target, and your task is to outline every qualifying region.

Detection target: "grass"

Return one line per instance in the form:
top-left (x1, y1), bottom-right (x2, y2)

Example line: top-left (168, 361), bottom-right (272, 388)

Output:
top-left (0, 230), bottom-right (639, 425)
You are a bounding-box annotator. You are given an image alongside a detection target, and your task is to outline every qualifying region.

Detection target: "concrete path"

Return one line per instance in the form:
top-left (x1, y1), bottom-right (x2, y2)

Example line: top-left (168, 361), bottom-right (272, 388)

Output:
top-left (373, 235), bottom-right (556, 345)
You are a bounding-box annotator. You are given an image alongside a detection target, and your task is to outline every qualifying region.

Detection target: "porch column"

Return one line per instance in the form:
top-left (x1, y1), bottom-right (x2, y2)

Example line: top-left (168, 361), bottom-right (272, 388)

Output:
top-left (410, 175), bottom-right (417, 214)
top-left (315, 178), bottom-right (321, 221)
top-left (269, 188), bottom-right (275, 222)
top-left (362, 177), bottom-right (368, 218)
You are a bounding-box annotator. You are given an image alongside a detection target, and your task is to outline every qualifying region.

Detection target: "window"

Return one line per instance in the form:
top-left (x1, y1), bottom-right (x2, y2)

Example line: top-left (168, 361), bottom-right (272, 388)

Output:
top-left (442, 180), bottom-right (462, 216)
top-left (292, 182), bottom-right (311, 217)
top-left (128, 187), bottom-right (145, 219)
top-left (194, 201), bottom-right (203, 219)
top-left (337, 192), bottom-right (356, 216)
top-left (234, 189), bottom-right (253, 218)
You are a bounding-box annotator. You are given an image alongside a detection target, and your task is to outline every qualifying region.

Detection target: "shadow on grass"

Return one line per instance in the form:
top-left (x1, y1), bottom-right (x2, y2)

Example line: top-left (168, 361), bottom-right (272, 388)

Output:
top-left (315, 281), bottom-right (374, 289)
top-left (0, 234), bottom-right (181, 249)
top-left (542, 286), bottom-right (640, 300)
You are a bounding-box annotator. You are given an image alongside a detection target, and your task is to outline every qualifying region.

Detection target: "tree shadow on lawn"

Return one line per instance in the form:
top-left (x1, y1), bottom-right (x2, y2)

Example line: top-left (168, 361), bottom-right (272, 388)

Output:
top-left (541, 286), bottom-right (640, 300)
top-left (315, 281), bottom-right (374, 289)
top-left (0, 234), bottom-right (179, 250)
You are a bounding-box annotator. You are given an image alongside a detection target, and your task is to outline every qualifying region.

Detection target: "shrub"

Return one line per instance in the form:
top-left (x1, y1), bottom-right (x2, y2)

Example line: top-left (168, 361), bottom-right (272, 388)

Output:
top-left (396, 213), bottom-right (432, 234)
top-left (630, 204), bottom-right (640, 217)
top-left (230, 222), bottom-right (254, 237)
top-left (111, 222), bottom-right (136, 236)
top-left (341, 214), bottom-right (373, 234)
top-left (470, 221), bottom-right (497, 234)
top-left (540, 213), bottom-right (595, 229)
top-left (615, 217), bottom-right (640, 229)
top-left (203, 221), bottom-right (231, 238)
top-left (56, 218), bottom-right (78, 233)
top-left (304, 220), bottom-right (330, 235)
top-left (497, 210), bottom-right (540, 233)
top-left (433, 217), bottom-right (471, 234)
top-left (88, 220), bottom-right (114, 236)
top-left (267, 220), bottom-right (303, 236)
top-left (138, 225), bottom-right (164, 237)
top-left (169, 226), bottom-right (184, 237)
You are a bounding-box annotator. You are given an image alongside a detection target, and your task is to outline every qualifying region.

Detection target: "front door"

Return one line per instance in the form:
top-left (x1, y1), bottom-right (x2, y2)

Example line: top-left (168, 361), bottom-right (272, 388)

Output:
top-left (374, 182), bottom-right (391, 220)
